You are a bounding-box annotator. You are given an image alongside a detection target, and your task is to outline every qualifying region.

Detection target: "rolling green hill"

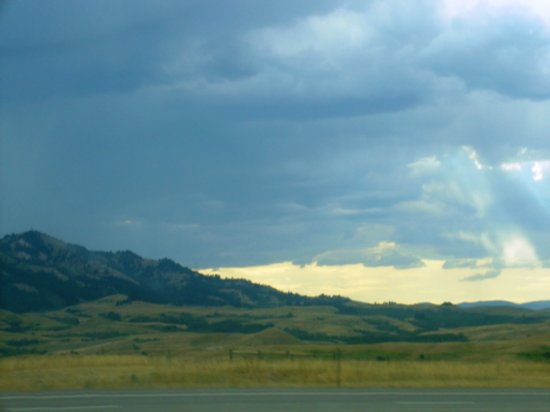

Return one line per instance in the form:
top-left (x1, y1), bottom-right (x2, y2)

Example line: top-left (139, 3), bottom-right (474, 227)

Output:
top-left (2, 231), bottom-right (550, 361)
top-left (1, 294), bottom-right (550, 360)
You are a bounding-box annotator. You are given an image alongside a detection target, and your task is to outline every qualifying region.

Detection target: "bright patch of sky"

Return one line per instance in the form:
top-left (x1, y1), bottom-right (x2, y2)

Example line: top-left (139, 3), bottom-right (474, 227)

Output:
top-left (2, 0), bottom-right (550, 302)
top-left (440, 0), bottom-right (550, 26)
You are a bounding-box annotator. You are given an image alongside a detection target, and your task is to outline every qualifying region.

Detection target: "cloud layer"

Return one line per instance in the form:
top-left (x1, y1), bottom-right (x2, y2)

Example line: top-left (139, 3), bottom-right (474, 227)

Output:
top-left (2, 0), bottom-right (550, 300)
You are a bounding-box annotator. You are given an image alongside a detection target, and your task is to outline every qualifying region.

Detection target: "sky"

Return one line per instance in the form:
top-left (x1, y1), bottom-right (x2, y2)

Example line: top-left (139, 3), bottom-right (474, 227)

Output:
top-left (2, 0), bottom-right (550, 303)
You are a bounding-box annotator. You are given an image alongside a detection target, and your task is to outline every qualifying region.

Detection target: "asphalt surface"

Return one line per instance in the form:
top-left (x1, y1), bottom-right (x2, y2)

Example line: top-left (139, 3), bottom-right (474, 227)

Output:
top-left (1, 389), bottom-right (549, 412)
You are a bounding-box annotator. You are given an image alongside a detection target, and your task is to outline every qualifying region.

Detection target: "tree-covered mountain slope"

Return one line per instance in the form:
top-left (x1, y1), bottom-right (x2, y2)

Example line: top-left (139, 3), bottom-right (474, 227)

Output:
top-left (0, 231), bottom-right (346, 312)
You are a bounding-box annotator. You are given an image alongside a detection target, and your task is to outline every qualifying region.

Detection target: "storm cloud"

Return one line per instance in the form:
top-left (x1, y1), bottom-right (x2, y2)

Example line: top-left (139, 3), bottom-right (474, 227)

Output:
top-left (2, 0), bottom-right (550, 283)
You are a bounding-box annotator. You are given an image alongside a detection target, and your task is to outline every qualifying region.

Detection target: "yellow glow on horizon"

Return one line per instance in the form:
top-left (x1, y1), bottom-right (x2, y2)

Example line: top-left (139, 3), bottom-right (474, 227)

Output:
top-left (199, 260), bottom-right (550, 304)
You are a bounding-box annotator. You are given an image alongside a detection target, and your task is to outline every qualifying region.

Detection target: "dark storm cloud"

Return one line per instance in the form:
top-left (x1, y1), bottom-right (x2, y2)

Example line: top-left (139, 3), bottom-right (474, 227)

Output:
top-left (424, 12), bottom-right (550, 100)
top-left (0, 0), bottom-right (338, 101)
top-left (2, 0), bottom-right (550, 269)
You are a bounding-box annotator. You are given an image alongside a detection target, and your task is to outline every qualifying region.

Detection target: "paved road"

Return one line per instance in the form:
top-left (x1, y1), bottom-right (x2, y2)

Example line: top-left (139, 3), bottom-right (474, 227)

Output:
top-left (2, 389), bottom-right (549, 412)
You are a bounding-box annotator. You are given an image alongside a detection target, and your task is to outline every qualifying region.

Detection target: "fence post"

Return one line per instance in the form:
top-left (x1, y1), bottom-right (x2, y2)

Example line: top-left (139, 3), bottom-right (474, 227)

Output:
top-left (336, 348), bottom-right (342, 388)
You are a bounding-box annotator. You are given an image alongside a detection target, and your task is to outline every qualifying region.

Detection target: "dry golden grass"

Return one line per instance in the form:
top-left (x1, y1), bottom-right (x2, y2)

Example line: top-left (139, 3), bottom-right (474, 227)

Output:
top-left (1, 355), bottom-right (549, 391)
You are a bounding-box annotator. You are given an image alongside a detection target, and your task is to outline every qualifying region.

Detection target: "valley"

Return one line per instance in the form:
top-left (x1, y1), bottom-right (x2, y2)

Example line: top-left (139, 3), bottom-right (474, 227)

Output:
top-left (1, 231), bottom-right (550, 390)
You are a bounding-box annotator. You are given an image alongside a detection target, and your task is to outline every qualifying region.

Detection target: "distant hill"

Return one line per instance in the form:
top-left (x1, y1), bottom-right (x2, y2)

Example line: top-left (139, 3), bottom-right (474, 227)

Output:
top-left (2, 230), bottom-right (548, 317)
top-left (3, 231), bottom-right (550, 355)
top-left (458, 300), bottom-right (550, 311)
top-left (0, 231), bottom-right (348, 313)
top-left (522, 301), bottom-right (550, 311)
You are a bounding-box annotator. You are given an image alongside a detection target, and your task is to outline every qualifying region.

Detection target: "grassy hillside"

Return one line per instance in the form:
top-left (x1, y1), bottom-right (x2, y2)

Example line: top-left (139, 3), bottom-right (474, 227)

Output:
top-left (2, 295), bottom-right (550, 390)
top-left (2, 295), bottom-right (550, 361)
top-left (2, 231), bottom-right (549, 390)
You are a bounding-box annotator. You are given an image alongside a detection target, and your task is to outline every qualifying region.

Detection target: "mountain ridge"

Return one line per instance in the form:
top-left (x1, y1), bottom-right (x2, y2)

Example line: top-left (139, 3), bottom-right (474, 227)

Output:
top-left (458, 300), bottom-right (550, 311)
top-left (2, 230), bottom-right (548, 313)
top-left (0, 230), bottom-right (348, 313)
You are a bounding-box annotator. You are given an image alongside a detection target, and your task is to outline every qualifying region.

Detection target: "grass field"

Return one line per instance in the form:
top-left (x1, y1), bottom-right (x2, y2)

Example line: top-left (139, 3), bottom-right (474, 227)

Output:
top-left (1, 354), bottom-right (550, 391)
top-left (3, 297), bottom-right (550, 359)
top-left (2, 298), bottom-right (550, 391)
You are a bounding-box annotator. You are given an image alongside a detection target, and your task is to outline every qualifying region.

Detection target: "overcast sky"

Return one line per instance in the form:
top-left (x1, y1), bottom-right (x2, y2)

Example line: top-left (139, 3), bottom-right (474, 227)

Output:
top-left (2, 0), bottom-right (550, 303)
